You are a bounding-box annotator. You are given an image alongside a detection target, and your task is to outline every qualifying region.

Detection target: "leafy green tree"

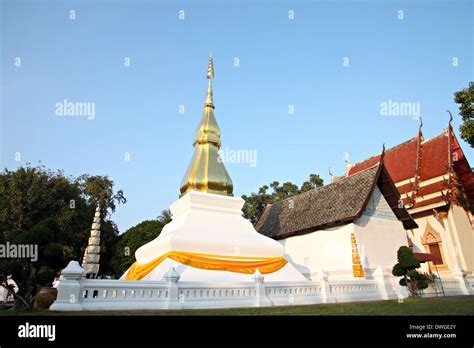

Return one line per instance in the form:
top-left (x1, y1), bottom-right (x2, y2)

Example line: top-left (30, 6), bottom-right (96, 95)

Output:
top-left (242, 173), bottom-right (324, 224)
top-left (0, 165), bottom-right (125, 308)
top-left (241, 186), bottom-right (272, 225)
top-left (454, 82), bottom-right (474, 147)
top-left (392, 246), bottom-right (428, 297)
top-left (97, 220), bottom-right (121, 276)
top-left (110, 220), bottom-right (167, 276)
top-left (0, 219), bottom-right (67, 308)
top-left (76, 174), bottom-right (126, 217)
top-left (300, 174), bottom-right (325, 193)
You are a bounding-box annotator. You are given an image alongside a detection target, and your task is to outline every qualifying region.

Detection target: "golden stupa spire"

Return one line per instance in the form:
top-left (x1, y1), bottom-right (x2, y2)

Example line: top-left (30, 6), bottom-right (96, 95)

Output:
top-left (179, 52), bottom-right (234, 197)
top-left (205, 50), bottom-right (214, 106)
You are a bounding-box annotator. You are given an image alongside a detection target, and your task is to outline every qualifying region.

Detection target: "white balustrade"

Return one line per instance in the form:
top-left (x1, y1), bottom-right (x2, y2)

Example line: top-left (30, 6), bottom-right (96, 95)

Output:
top-left (50, 261), bottom-right (471, 311)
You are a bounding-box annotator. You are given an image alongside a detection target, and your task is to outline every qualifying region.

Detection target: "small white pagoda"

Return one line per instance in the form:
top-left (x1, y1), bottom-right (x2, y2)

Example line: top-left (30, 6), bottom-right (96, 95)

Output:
top-left (81, 205), bottom-right (101, 278)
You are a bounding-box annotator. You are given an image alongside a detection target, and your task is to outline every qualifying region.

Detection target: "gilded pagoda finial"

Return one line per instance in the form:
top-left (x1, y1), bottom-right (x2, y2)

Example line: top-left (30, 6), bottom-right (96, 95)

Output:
top-left (207, 50), bottom-right (214, 79)
top-left (205, 51), bottom-right (214, 107)
top-left (179, 54), bottom-right (234, 197)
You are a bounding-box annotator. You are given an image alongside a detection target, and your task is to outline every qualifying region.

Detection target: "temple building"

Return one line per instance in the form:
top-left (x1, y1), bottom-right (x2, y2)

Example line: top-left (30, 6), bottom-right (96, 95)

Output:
top-left (256, 156), bottom-right (418, 280)
top-left (345, 120), bottom-right (474, 280)
top-left (256, 119), bottom-right (473, 287)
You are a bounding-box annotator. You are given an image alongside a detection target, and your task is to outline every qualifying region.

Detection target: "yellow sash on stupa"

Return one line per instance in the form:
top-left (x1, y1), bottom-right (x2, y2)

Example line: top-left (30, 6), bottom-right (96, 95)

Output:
top-left (124, 250), bottom-right (288, 280)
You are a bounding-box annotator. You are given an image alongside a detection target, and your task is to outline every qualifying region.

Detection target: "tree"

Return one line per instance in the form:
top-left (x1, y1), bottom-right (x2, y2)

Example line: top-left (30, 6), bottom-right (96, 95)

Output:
top-left (454, 82), bottom-right (474, 147)
top-left (242, 185), bottom-right (272, 225)
top-left (110, 220), bottom-right (167, 276)
top-left (0, 219), bottom-right (68, 308)
top-left (392, 246), bottom-right (428, 297)
top-left (300, 174), bottom-right (325, 193)
top-left (157, 209), bottom-right (172, 225)
top-left (0, 165), bottom-right (125, 308)
top-left (76, 174), bottom-right (127, 217)
top-left (97, 220), bottom-right (120, 276)
top-left (242, 173), bottom-right (324, 224)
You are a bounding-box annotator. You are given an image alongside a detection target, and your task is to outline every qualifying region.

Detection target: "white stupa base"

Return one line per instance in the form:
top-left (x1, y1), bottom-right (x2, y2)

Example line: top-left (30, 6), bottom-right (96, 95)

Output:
top-left (122, 190), bottom-right (307, 282)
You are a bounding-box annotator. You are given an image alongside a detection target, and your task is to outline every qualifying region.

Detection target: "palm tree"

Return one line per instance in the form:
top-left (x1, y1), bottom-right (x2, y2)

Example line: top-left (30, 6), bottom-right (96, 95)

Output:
top-left (157, 209), bottom-right (172, 225)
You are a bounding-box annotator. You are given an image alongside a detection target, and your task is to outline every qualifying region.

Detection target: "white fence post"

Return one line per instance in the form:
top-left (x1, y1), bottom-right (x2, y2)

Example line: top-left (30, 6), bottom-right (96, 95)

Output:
top-left (49, 261), bottom-right (84, 311)
top-left (253, 269), bottom-right (272, 307)
top-left (451, 268), bottom-right (471, 295)
top-left (319, 270), bottom-right (335, 304)
top-left (163, 267), bottom-right (182, 309)
top-left (466, 278), bottom-right (474, 295)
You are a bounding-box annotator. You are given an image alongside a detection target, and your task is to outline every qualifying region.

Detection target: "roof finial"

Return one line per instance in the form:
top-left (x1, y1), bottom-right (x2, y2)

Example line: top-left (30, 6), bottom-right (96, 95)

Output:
top-left (205, 51), bottom-right (214, 107)
top-left (446, 110), bottom-right (453, 127)
top-left (446, 110), bottom-right (454, 172)
top-left (207, 50), bottom-right (214, 80)
top-left (380, 143), bottom-right (386, 163)
top-left (417, 116), bottom-right (424, 141)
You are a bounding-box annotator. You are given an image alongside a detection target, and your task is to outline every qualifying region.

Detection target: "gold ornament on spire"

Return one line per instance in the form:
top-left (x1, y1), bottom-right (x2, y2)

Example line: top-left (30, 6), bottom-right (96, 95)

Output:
top-left (205, 51), bottom-right (214, 108)
top-left (179, 53), bottom-right (234, 197)
top-left (207, 50), bottom-right (214, 79)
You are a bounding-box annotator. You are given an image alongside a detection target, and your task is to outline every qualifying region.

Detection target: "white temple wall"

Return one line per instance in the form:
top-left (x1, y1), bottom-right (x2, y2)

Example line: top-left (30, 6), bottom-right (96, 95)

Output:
top-left (353, 186), bottom-right (409, 275)
top-left (447, 205), bottom-right (474, 275)
top-left (353, 215), bottom-right (408, 275)
top-left (278, 224), bottom-right (354, 280)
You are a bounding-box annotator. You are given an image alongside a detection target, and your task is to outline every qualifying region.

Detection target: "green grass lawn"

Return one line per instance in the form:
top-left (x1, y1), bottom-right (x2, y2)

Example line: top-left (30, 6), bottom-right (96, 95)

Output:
top-left (1, 296), bottom-right (473, 316)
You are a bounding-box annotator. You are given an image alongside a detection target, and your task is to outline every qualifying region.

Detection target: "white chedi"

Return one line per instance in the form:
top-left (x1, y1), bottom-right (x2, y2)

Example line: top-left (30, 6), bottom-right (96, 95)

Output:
top-left (121, 54), bottom-right (307, 283)
top-left (122, 190), bottom-right (307, 282)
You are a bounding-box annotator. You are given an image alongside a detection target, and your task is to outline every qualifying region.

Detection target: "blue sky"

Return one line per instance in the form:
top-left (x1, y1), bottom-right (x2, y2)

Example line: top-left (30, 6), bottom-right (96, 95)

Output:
top-left (1, 0), bottom-right (473, 233)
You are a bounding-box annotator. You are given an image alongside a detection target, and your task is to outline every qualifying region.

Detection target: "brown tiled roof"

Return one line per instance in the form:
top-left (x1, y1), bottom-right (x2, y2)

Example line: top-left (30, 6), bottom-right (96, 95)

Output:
top-left (255, 161), bottom-right (417, 240)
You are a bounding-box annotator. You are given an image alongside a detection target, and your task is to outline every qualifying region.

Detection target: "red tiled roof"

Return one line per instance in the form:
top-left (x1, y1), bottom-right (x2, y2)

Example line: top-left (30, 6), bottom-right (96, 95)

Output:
top-left (348, 129), bottom-right (474, 212)
top-left (420, 133), bottom-right (450, 180)
top-left (348, 137), bottom-right (418, 182)
top-left (453, 135), bottom-right (474, 199)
